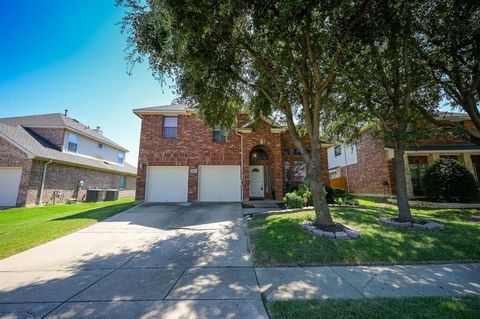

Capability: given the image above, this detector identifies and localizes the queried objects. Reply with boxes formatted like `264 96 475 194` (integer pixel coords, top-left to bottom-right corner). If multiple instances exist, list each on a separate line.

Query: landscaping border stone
379 217 445 231
386 198 480 209
301 221 361 240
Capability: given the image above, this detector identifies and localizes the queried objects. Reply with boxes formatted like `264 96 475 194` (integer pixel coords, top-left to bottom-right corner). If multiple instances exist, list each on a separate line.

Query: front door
249 165 264 198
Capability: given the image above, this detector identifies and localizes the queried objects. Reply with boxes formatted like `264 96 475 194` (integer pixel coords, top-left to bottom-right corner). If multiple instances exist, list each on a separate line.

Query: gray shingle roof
0 113 128 152
0 123 136 176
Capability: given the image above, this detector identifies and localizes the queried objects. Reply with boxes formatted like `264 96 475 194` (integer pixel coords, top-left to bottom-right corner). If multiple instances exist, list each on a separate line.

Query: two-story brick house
0 113 136 206
133 104 330 203
328 112 480 198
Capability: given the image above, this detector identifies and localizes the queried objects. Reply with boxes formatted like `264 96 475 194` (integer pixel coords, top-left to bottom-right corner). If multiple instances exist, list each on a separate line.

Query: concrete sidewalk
256 263 480 300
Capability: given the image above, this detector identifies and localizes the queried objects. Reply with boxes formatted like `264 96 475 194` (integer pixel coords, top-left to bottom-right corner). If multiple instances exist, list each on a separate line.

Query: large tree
338 0 440 221
414 0 480 140
119 0 370 225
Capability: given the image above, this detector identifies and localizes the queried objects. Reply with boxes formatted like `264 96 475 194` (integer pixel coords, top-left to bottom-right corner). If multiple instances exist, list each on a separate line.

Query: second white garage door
199 165 241 202
146 166 189 202
0 167 22 207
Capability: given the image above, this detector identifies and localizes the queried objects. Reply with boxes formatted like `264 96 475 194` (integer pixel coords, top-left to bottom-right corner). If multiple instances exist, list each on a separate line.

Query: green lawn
267 296 480 319
0 198 136 259
247 198 480 266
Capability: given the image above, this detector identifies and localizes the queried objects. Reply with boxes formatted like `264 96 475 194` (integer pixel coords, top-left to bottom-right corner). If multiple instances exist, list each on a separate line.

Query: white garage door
0 168 22 207
146 166 189 202
199 165 241 202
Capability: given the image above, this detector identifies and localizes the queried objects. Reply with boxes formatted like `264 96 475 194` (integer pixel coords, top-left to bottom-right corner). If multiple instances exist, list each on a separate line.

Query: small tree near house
118 0 371 226
335 1 440 222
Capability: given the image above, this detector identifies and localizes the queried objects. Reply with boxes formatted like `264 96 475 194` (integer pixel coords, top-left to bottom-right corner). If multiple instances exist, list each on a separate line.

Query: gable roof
0 113 128 152
0 123 136 175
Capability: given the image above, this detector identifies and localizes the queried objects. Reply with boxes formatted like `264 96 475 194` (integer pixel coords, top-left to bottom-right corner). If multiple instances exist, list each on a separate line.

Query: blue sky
0 1 176 166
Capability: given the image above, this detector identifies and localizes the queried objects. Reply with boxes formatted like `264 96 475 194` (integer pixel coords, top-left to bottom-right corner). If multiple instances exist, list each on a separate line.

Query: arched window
249 149 268 162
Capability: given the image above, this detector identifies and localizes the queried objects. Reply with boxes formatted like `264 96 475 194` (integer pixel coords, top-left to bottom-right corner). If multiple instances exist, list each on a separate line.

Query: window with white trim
67 133 78 153
213 127 227 142
334 145 342 157
117 152 125 164
163 116 177 138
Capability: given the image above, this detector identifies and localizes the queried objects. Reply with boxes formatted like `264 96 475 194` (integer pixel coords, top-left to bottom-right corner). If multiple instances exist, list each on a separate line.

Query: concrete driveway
0 203 268 319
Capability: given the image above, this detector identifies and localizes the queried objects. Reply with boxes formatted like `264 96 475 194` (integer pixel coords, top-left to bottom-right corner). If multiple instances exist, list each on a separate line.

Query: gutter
38 160 52 205
342 145 350 193
235 129 244 200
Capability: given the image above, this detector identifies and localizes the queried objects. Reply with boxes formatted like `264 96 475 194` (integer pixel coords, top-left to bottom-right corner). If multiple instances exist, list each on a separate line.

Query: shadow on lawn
250 207 480 266
0 203 255 318
53 202 137 222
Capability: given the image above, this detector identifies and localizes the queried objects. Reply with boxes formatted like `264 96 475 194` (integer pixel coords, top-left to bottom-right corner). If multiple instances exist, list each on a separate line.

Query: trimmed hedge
422 159 479 201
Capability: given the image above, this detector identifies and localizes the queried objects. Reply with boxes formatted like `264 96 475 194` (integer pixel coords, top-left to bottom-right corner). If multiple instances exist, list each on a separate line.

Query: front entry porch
248 146 273 200
402 150 480 198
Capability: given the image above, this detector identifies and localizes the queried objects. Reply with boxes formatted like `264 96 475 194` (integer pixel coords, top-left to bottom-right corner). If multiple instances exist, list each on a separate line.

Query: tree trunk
307 149 334 226
393 143 413 222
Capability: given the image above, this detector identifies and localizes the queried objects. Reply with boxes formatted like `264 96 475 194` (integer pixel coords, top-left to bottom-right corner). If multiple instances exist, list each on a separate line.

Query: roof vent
95 126 103 135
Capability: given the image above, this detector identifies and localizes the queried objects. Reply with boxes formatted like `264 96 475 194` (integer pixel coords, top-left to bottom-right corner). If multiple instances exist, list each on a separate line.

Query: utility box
104 189 119 201
85 189 105 202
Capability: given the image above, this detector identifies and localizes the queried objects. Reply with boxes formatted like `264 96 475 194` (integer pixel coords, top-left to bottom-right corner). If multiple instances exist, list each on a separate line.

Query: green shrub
422 159 479 201
296 184 313 206
324 185 347 204
283 192 304 208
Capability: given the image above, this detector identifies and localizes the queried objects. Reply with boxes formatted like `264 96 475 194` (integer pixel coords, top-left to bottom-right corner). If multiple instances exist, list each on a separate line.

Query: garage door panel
199 165 241 202
0 168 22 207
146 166 188 203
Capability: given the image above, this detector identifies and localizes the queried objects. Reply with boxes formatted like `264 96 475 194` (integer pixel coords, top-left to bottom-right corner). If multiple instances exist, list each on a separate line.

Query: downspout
38 160 52 206
343 145 350 193
235 129 244 201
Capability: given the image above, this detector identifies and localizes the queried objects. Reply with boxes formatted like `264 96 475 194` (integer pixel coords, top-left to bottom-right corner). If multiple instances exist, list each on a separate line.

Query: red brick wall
346 130 392 195
136 113 330 202
242 120 283 200
28 128 65 150
0 137 33 206
136 114 243 201
26 161 136 205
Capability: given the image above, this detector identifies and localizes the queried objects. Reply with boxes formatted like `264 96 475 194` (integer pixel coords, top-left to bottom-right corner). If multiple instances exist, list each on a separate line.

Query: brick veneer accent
136 112 330 202
28 128 65 150
26 161 136 204
0 136 135 206
0 137 33 205
345 130 393 195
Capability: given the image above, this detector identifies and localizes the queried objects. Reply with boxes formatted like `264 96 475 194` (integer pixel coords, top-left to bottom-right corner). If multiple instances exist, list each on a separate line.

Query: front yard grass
0 198 136 259
267 295 480 319
247 202 480 266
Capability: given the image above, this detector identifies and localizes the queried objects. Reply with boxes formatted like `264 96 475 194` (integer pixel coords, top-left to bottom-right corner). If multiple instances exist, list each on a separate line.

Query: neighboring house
0 113 136 207
327 112 480 198
133 104 330 203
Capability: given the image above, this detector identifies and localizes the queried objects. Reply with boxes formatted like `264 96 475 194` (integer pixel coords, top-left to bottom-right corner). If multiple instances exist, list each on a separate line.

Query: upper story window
117 152 125 165
213 127 227 142
293 148 302 156
98 143 104 149
334 145 342 157
67 132 78 153
163 116 177 138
